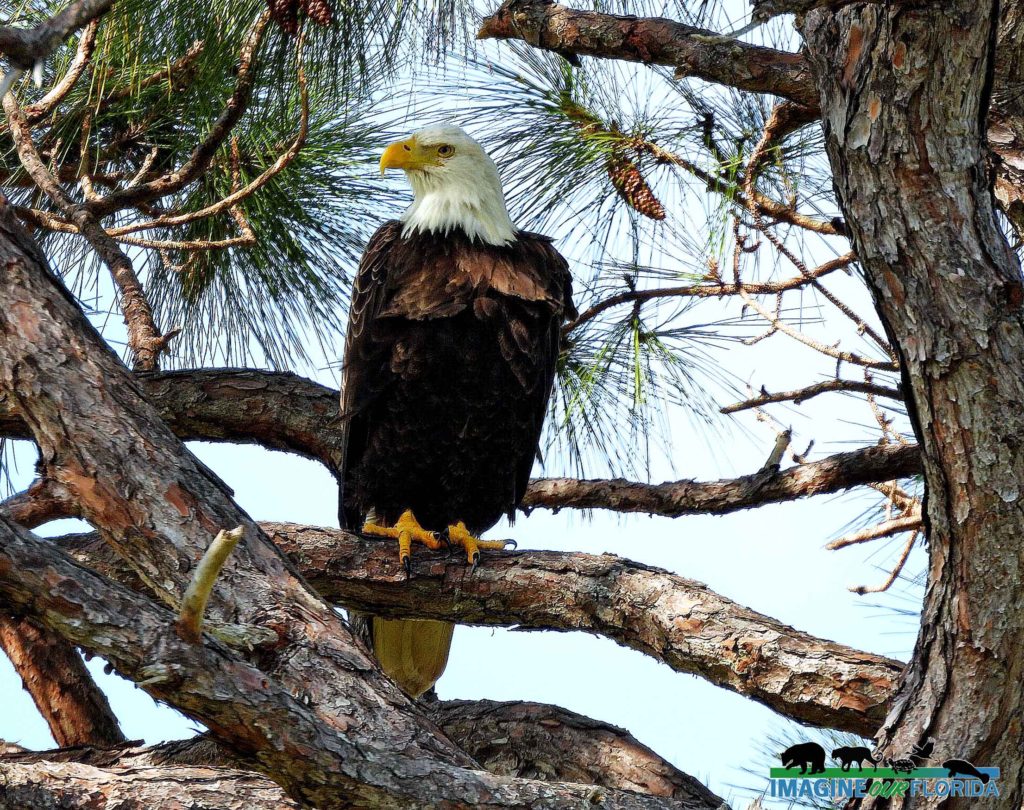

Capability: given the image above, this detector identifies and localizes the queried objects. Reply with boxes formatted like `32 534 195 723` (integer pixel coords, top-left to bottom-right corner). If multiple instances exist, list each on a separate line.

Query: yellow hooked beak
379 137 435 174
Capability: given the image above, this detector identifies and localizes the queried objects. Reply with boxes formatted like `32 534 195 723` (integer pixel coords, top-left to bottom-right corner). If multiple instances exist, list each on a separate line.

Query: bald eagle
339 125 574 697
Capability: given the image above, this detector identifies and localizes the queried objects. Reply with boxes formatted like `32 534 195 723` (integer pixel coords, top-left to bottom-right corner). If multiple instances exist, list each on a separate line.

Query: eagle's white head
379 125 516 246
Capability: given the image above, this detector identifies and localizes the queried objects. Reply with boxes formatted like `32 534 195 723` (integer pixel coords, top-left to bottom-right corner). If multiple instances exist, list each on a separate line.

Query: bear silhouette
832 746 876 771
780 742 826 774
942 759 990 784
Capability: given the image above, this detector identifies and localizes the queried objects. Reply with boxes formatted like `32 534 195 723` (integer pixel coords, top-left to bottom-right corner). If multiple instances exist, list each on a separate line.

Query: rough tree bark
57 523 901 736
803 2 1024 806
0 195 723 807
0 616 126 748
0 697 723 808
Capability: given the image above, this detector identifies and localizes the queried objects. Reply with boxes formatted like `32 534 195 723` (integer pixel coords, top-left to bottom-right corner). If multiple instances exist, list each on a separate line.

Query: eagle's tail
370 617 454 698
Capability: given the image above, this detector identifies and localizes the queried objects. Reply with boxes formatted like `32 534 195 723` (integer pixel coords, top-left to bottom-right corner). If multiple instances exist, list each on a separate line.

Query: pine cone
302 0 333 26
607 152 666 221
269 0 299 35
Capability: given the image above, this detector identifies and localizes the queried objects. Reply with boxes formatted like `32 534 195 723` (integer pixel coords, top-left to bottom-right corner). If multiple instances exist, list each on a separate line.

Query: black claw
402 555 412 579
469 551 480 575
439 527 454 555
502 538 517 550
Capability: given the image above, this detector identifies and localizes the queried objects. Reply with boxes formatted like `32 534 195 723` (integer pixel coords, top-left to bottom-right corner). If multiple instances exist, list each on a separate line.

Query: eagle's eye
437 144 455 157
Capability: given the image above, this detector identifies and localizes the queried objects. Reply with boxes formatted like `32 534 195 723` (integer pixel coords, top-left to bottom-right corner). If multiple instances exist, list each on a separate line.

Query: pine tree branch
721 379 903 414
0 697 725 807
0 0 114 69
521 443 921 516
2 88 173 370
83 11 270 219
0 616 127 748
0 175 707 809
477 0 819 107
0 369 923 516
21 19 99 124
563 251 857 335
0 514 717 810
0 758 299 810
58 522 902 736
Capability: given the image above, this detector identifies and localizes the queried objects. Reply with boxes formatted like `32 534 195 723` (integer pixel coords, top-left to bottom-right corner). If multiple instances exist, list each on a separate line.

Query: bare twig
759 427 792 472
738 287 897 370
638 137 838 234
850 530 919 595
722 378 903 413
826 515 923 551
477 0 819 107
176 526 245 643
564 251 856 335
22 19 98 124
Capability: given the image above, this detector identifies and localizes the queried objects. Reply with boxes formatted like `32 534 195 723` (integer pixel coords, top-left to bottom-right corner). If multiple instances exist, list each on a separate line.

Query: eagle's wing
338 220 403 529
511 233 575 510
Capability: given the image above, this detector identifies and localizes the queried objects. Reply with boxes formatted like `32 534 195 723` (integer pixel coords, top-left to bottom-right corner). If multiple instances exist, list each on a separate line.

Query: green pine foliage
0 0 890 479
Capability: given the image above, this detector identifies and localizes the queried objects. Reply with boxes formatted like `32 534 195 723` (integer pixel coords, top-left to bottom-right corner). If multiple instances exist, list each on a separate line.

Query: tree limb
521 443 921 517
0 616 127 748
0 513 722 810
0 696 725 808
0 0 114 69
721 379 902 414
55 523 901 736
0 369 923 518
477 0 818 107
0 759 299 810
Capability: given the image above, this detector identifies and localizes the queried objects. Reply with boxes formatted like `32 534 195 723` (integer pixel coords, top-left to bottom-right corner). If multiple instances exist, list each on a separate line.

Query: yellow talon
445 521 514 567
362 510 444 572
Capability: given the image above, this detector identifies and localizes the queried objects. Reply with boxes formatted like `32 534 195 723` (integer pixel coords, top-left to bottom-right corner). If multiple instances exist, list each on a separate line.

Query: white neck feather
401 160 516 246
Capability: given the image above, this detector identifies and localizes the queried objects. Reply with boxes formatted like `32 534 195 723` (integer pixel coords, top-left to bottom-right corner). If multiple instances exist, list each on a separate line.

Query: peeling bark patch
892 40 907 70
166 483 193 518
842 23 864 88
10 299 41 342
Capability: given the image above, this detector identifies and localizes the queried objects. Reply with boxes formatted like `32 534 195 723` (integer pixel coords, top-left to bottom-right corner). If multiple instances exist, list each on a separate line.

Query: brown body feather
340 221 574 533
340 221 574 695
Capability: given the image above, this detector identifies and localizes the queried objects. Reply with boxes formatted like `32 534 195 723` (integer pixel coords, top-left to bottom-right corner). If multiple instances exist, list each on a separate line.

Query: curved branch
721 379 903 414
58 524 902 736
0 369 922 517
477 0 818 107
522 443 922 517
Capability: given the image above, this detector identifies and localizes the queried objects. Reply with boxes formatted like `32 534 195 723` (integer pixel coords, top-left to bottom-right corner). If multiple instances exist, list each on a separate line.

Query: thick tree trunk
804 2 1024 806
